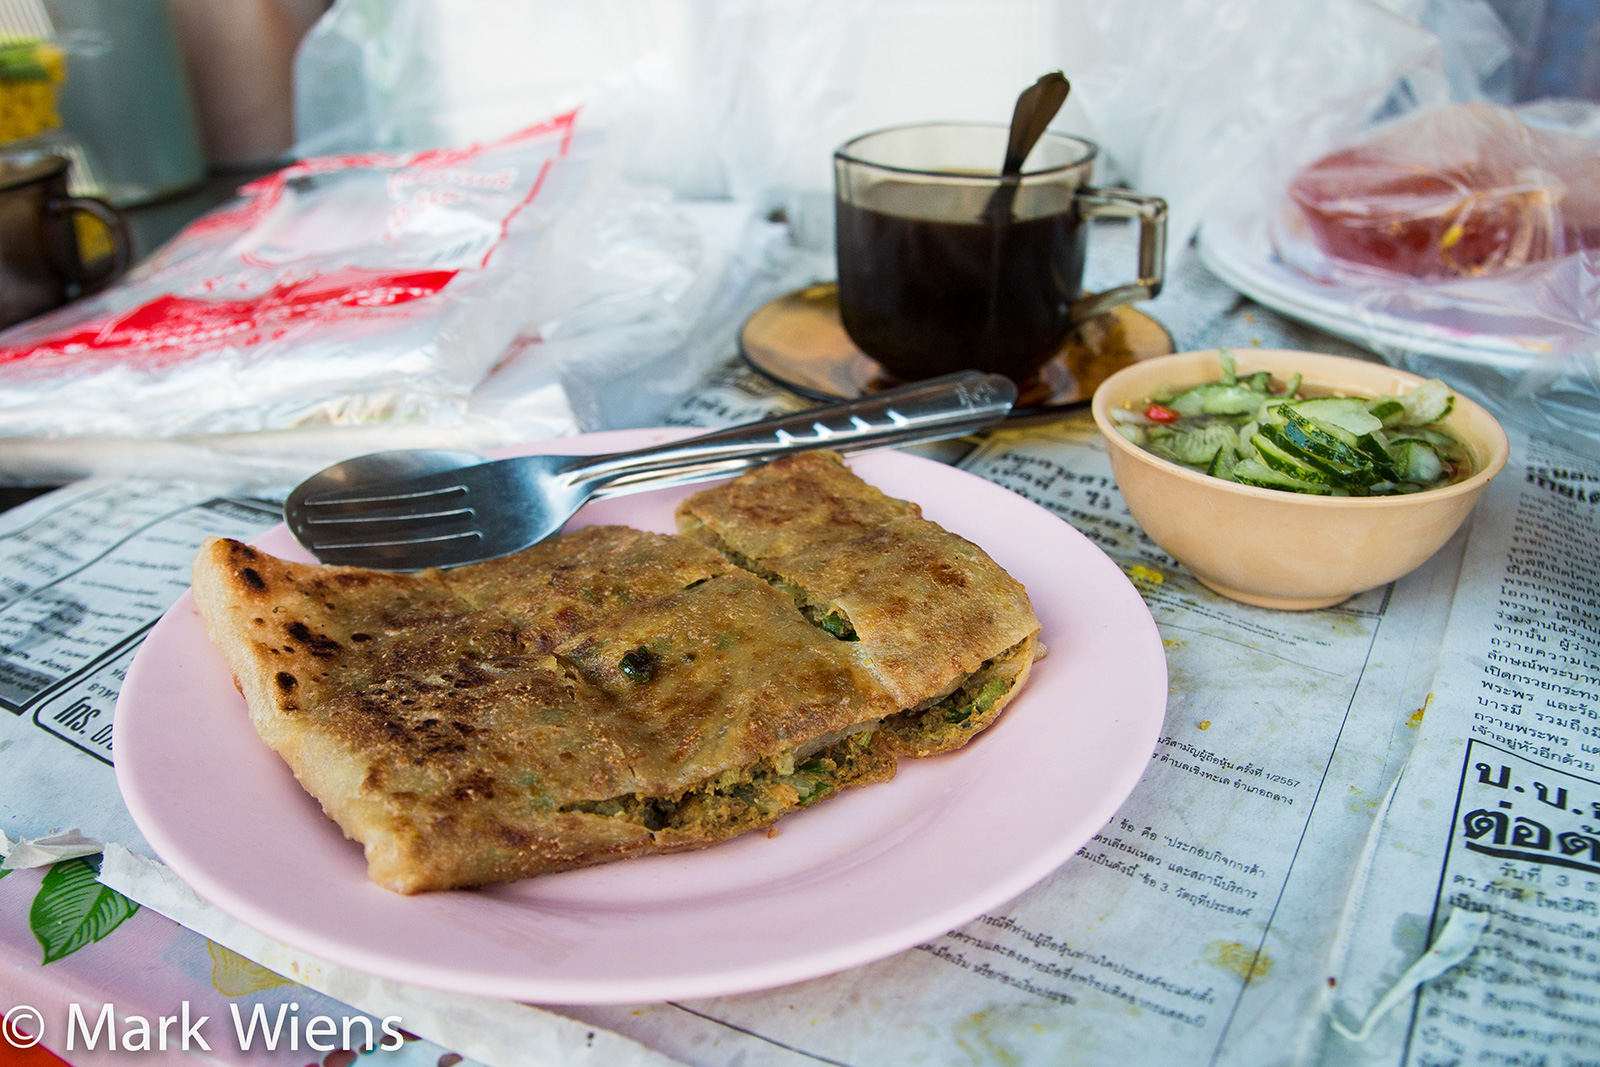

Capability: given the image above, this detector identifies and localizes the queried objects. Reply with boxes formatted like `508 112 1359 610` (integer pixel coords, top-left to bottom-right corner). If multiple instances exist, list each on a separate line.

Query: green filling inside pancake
563 728 894 838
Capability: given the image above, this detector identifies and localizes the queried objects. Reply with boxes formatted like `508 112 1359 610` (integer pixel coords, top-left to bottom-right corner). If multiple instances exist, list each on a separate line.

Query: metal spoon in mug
983 71 1071 223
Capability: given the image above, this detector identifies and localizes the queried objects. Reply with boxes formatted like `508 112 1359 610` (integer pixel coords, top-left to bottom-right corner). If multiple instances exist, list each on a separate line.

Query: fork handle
590 419 987 498
570 372 1016 489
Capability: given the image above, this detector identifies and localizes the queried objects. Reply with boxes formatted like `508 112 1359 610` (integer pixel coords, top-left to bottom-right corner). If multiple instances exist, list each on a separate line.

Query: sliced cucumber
1208 445 1239 480
1238 424 1262 464
1395 440 1444 483
1161 423 1240 466
1288 397 1383 436
1166 382 1268 417
1257 424 1374 488
1278 408 1367 467
1367 398 1403 421
1388 427 1457 449
1126 364 1465 497
1252 432 1344 486
1392 379 1454 427
1201 385 1267 416
1162 388 1206 416
1231 458 1336 495
1144 440 1186 466
1218 349 1238 385
1354 430 1402 482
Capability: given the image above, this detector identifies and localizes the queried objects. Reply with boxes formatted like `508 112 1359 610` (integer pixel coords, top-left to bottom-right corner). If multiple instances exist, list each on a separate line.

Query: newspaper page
7 338 1580 1066
556 412 1465 1067
0 480 282 847
1311 430 1600 1067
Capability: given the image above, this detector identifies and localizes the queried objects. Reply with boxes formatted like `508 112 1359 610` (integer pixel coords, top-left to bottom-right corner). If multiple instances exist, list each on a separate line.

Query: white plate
115 431 1167 1004
1199 208 1555 370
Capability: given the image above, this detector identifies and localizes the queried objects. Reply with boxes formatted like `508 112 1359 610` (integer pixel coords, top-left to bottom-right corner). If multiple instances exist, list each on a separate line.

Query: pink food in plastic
1287 103 1600 279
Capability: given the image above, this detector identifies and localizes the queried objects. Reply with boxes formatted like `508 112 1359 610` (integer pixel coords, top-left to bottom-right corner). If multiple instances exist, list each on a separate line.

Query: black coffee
836 179 1086 383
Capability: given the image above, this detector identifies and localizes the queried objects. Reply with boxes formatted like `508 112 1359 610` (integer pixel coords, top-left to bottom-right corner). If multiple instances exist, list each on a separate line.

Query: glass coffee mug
0 152 132 331
834 122 1166 384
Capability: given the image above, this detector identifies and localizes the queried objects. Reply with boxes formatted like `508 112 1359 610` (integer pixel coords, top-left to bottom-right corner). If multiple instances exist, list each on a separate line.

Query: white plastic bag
294 0 1452 264
0 111 590 442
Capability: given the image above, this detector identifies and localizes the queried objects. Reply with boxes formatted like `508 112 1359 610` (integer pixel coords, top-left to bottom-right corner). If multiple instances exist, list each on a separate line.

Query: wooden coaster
740 282 1175 419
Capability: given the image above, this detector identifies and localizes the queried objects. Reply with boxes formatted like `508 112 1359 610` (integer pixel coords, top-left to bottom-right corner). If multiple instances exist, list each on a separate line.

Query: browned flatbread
190 455 1040 894
192 527 902 893
676 450 1041 756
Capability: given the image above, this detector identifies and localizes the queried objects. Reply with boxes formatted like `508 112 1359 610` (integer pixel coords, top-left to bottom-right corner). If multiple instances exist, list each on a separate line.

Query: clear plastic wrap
0 110 591 441
1282 103 1600 280
292 0 1456 262
1255 101 1600 455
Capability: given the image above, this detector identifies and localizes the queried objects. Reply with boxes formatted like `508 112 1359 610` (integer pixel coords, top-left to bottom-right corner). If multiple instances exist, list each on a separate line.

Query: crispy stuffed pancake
677 451 1041 756
189 454 1040 894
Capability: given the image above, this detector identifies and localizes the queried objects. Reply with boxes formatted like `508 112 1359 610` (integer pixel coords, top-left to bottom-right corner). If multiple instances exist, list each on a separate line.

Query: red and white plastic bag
0 110 589 442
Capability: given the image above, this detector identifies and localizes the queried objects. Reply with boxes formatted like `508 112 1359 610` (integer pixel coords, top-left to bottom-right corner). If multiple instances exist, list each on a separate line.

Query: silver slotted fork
284 371 1017 570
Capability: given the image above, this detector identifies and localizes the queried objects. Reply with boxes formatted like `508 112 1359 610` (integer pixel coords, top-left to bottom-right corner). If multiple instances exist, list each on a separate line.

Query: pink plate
115 431 1166 1004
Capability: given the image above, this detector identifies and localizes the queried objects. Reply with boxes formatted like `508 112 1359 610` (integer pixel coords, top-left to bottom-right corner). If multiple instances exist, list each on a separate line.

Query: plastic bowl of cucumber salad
1091 348 1509 610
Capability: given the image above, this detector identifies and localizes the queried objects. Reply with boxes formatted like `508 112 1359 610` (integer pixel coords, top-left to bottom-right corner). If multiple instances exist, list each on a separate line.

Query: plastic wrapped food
1286 103 1600 279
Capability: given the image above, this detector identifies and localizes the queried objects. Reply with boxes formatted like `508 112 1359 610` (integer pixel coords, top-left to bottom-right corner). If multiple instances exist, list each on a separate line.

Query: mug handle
49 195 134 295
1071 188 1167 322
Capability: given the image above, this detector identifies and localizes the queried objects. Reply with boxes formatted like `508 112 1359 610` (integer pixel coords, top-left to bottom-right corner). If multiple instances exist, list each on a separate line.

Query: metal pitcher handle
1071 188 1167 322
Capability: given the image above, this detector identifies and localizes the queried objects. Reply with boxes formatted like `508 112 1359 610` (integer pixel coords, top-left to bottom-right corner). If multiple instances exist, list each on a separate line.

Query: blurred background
5 0 1594 249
